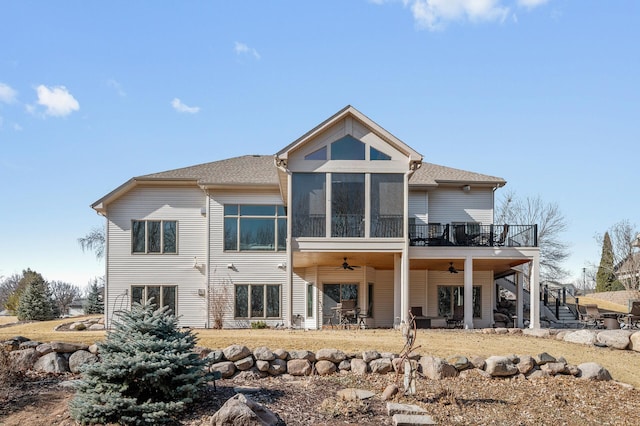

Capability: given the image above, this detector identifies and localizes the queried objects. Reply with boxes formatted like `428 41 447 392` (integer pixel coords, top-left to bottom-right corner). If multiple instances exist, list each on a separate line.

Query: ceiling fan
340 257 361 270
448 262 459 274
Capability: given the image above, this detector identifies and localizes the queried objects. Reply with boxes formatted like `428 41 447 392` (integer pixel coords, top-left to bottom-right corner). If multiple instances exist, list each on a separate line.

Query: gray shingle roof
139 155 279 186
410 162 505 186
138 156 504 187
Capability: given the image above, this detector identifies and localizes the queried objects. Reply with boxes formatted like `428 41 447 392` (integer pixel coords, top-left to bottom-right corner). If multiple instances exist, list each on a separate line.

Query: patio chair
338 300 358 327
454 225 471 246
493 224 509 246
446 305 464 329
579 304 604 328
410 306 431 329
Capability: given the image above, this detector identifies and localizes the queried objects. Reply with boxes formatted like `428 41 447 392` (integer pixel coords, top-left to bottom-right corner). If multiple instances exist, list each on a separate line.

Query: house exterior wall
427 187 494 225
96 107 540 330
105 185 208 327
207 189 288 328
409 191 428 225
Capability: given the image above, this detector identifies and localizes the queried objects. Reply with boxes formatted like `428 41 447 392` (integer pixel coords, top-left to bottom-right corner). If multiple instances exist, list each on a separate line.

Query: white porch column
516 271 524 328
401 251 410 325
464 256 474 329
393 253 401 328
529 255 541 329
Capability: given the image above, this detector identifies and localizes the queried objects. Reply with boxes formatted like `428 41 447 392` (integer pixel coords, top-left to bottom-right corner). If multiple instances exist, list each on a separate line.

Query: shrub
251 320 268 329
69 299 212 425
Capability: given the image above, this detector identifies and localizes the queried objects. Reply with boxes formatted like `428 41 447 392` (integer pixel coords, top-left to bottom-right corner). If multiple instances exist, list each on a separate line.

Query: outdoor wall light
277 262 286 270
462 185 471 192
227 263 235 270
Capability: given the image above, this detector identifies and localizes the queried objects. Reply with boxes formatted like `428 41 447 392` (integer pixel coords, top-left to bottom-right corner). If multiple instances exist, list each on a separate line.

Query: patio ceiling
291 251 529 275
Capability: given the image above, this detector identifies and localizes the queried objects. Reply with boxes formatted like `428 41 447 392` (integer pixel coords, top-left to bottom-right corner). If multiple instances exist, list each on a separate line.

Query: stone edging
486 327 640 352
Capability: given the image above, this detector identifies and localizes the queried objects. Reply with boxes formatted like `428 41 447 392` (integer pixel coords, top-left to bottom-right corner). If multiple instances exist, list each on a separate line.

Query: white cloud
375 0 552 31
518 0 549 9
13 123 22 131
171 98 200 114
234 41 261 60
409 0 510 30
34 85 80 117
0 83 17 104
106 79 126 97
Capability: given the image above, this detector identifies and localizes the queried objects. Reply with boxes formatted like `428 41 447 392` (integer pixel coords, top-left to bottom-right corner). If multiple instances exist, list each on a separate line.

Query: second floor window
224 205 286 251
132 220 177 254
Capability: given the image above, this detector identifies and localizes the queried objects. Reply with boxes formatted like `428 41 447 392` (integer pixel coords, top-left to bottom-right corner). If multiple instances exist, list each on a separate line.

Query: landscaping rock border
1 338 618 386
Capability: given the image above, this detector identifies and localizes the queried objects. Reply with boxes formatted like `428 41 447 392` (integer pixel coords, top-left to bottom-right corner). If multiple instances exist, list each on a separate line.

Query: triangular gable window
370 146 391 161
331 135 365 160
304 146 327 160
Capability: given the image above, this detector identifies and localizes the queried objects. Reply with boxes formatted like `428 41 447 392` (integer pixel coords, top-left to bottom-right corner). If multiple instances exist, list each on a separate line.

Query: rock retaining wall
1 337 618 385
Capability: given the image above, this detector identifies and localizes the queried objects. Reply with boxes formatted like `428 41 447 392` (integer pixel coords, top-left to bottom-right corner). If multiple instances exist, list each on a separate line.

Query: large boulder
50 341 88 353
223 344 252 362
419 356 458 379
273 349 288 360
268 359 287 376
288 350 315 362
211 361 236 379
523 329 551 338
68 350 98 373
578 362 612 381
350 358 368 375
369 358 393 374
447 355 470 371
361 350 380 363
516 355 536 375
253 347 275 361
287 359 312 376
210 393 280 426
563 330 598 346
235 356 255 371
630 332 640 352
255 360 270 372
33 352 69 373
596 330 633 350
484 356 518 377
315 348 346 364
315 360 337 375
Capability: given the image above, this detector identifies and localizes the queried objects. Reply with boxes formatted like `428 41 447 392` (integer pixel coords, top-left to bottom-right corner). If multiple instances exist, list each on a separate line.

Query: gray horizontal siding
106 186 207 327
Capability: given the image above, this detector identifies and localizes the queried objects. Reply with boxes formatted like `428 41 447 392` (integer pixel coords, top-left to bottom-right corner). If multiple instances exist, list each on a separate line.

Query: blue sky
1 0 638 289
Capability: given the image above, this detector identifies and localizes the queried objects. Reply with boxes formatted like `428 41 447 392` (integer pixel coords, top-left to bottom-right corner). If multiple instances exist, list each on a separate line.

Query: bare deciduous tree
0 273 22 310
50 280 81 316
78 226 105 260
496 190 570 282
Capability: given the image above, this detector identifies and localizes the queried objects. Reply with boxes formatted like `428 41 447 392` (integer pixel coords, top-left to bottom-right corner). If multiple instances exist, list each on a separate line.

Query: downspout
199 186 211 328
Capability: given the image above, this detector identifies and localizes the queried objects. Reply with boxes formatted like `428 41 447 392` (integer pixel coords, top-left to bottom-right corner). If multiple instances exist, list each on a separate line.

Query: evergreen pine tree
16 271 55 321
596 232 622 292
83 278 104 314
69 299 212 425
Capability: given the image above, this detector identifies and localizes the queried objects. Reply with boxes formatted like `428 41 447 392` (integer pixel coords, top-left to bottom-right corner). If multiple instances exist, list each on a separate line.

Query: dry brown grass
1 318 638 388
0 316 18 326
577 296 627 313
